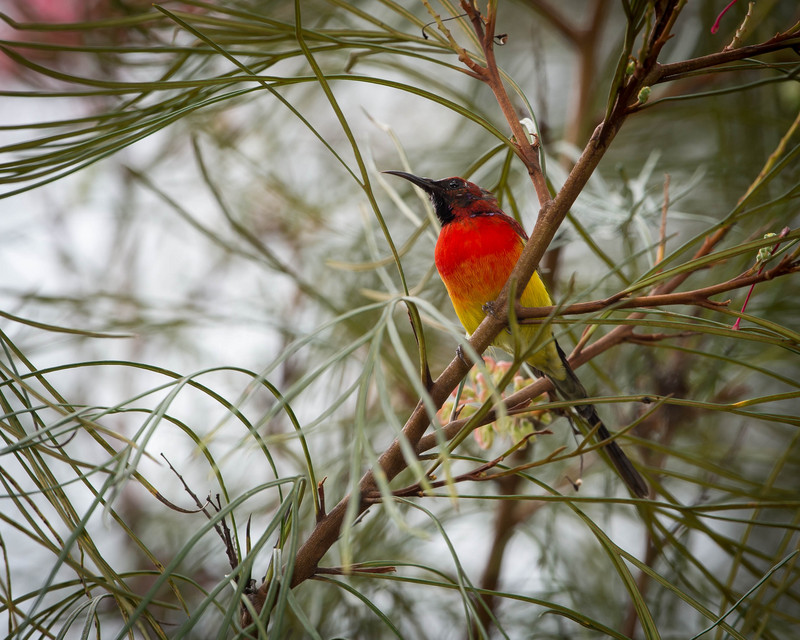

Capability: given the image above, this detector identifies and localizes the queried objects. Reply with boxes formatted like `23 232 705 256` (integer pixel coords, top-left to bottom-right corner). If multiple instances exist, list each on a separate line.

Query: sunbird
386 171 648 498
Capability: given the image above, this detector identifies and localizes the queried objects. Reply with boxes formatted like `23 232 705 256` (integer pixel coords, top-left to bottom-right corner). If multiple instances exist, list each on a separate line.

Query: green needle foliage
1 1 799 638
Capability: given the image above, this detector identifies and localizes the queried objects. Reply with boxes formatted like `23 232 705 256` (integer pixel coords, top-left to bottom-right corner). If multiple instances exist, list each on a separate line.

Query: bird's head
384 171 499 226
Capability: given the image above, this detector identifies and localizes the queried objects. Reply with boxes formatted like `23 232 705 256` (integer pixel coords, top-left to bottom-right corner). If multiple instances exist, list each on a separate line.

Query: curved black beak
383 170 441 194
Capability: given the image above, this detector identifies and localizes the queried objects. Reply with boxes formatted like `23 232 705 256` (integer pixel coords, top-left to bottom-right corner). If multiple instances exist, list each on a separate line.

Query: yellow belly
447 269 564 377
435 214 565 377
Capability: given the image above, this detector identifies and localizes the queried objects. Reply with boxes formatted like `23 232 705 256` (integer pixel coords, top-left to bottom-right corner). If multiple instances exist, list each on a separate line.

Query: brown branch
280 0 671 591
568 232 797 387
417 387 551 455
458 0 551 207
514 254 799 321
282 357 473 590
653 27 800 84
416 248 800 454
365 451 511 501
242 2 800 624
469 3 687 380
422 240 800 461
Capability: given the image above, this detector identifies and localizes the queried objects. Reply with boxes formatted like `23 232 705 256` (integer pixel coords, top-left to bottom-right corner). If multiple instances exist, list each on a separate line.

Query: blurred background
1 1 799 638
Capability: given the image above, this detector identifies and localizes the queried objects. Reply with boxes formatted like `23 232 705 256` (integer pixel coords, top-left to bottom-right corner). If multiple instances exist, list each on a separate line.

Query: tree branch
416 240 799 455
243 3 800 624
653 27 800 85
515 252 800 321
279 0 676 594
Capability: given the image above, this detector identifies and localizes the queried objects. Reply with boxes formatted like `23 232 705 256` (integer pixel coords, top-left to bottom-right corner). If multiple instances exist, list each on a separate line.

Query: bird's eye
448 179 461 189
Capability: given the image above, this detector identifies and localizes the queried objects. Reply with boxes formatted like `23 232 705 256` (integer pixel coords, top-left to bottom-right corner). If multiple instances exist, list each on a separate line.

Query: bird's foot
456 344 483 367
482 300 497 317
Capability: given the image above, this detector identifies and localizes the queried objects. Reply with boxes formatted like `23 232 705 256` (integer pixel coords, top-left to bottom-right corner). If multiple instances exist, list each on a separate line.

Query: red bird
387 171 648 498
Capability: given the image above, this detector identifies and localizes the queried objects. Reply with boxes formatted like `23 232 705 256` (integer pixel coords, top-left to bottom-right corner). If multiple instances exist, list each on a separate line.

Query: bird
385 171 648 498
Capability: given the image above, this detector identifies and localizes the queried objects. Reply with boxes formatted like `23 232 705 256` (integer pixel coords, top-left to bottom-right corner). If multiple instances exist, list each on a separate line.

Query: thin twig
161 455 239 572
370 430 552 500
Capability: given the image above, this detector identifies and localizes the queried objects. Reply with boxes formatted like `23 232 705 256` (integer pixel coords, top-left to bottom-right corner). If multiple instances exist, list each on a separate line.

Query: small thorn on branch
317 476 328 522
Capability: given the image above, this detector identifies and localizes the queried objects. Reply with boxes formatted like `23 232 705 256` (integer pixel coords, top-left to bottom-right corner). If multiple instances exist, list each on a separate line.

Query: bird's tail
543 343 649 498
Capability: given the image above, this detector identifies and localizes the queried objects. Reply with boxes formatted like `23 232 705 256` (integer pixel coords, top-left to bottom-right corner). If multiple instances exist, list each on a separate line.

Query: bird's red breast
383 171 562 372
435 213 526 335
434 209 560 373
385 170 649 497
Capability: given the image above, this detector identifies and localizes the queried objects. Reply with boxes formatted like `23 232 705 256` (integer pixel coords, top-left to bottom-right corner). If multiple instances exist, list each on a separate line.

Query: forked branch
242 3 798 626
